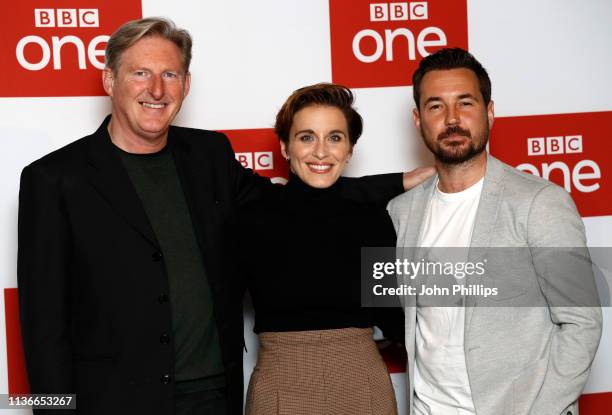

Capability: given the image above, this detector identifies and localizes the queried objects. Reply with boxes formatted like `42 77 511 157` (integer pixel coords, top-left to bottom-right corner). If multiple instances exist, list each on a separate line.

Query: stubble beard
421 124 489 166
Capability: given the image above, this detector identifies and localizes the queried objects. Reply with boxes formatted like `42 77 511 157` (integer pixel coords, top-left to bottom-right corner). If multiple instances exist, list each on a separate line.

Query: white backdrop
1 1 611 413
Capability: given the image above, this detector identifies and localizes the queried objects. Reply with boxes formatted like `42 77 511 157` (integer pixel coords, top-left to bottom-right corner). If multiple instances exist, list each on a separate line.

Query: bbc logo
370 2 428 22
34 9 99 28
236 152 274 170
527 135 583 156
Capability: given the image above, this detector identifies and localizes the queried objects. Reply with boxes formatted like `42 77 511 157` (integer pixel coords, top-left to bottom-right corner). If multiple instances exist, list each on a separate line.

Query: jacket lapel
397 176 436 310
465 154 504 328
400 176 436 407
404 175 437 278
85 116 159 248
404 175 437 248
170 128 217 254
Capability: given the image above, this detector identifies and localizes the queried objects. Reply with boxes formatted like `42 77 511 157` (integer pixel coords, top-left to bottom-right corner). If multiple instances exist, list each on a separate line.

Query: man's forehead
123 36 180 57
116 36 185 71
421 68 480 93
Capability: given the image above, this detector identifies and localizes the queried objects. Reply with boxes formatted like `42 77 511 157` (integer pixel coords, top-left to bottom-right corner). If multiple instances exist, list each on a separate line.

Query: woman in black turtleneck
240 83 404 415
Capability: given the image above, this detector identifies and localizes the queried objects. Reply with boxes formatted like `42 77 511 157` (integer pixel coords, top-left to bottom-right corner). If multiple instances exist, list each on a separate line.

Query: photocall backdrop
0 0 610 413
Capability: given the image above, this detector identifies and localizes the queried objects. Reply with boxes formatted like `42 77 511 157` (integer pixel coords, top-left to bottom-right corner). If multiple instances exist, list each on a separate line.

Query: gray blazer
387 155 602 415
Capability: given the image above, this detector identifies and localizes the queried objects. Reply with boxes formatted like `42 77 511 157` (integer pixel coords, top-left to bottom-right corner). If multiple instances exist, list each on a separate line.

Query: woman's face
281 105 353 188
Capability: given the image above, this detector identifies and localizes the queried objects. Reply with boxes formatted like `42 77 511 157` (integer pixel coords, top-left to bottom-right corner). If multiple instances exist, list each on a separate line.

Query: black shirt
118 142 225 392
239 173 404 341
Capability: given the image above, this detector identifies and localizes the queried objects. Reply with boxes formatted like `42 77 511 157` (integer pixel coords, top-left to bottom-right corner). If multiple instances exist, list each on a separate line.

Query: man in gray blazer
387 48 602 415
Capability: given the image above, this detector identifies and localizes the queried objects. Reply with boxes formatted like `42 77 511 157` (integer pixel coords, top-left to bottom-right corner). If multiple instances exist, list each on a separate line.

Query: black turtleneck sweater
238 173 404 341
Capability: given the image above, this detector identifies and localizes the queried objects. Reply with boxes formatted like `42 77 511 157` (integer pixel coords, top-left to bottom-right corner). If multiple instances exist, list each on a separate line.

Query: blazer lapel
399 177 436 404
404 175 437 248
465 154 504 328
397 177 436 311
404 176 437 278
85 116 159 248
170 128 217 254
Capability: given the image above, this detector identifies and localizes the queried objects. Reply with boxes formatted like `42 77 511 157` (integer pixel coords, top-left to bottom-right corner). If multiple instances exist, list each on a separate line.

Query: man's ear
183 72 191 98
412 107 421 130
487 100 495 130
102 68 114 97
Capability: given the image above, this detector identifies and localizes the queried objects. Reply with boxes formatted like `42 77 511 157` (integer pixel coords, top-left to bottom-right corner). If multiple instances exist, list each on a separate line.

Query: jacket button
161 374 171 384
567 412 573 415
152 252 163 261
160 334 170 344
158 293 169 304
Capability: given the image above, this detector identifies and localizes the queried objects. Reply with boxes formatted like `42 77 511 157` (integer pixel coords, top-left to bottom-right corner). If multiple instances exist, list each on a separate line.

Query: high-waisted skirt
245 327 398 415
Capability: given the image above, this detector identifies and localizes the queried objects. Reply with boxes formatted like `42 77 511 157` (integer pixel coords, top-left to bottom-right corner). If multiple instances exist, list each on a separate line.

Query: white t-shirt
414 177 484 415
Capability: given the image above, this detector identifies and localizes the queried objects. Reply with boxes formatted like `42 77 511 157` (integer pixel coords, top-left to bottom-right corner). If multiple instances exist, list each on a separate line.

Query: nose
313 139 327 159
148 74 164 100
445 106 458 126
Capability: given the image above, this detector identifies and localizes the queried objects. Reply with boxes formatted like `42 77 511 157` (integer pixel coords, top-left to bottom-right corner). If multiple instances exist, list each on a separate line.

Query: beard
421 124 489 165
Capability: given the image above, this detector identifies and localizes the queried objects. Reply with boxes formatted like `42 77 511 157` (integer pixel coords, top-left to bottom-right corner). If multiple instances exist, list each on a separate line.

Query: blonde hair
105 17 192 73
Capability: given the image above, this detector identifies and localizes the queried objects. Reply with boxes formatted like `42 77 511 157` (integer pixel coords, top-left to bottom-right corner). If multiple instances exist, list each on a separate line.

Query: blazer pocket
482 270 535 302
480 248 536 302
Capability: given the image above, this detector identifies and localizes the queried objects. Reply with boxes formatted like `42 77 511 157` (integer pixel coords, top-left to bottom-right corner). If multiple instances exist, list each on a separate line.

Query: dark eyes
299 135 314 142
427 101 473 110
297 134 344 143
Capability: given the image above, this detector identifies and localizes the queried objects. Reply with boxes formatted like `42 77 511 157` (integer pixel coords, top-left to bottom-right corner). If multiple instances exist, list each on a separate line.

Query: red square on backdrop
0 0 141 97
220 128 290 183
490 111 612 218
329 0 468 88
4 288 30 394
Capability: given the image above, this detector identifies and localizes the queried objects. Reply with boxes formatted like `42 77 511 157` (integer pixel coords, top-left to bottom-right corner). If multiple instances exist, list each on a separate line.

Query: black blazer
17 116 403 414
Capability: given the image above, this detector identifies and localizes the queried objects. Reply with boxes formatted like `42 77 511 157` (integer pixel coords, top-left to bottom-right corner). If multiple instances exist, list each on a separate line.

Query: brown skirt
245 327 398 415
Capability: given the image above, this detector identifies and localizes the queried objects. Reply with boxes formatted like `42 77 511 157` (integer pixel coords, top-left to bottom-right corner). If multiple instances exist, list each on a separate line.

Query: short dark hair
275 83 363 146
412 48 491 108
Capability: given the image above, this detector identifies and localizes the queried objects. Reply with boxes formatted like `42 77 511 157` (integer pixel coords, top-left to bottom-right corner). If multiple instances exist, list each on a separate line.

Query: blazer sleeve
18 164 75 400
527 184 602 414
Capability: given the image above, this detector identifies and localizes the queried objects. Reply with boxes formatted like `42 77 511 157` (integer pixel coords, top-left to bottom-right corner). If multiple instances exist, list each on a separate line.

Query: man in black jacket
18 17 259 415
18 17 431 415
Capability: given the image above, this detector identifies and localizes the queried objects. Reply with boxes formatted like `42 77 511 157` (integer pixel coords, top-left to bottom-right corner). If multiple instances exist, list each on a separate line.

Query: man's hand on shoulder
402 166 436 191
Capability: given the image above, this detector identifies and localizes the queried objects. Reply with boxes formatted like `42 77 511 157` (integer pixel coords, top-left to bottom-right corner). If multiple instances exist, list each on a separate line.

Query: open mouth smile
306 163 333 173
140 102 167 109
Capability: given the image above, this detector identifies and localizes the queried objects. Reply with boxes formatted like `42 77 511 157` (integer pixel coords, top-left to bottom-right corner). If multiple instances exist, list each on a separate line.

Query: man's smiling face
103 35 190 144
